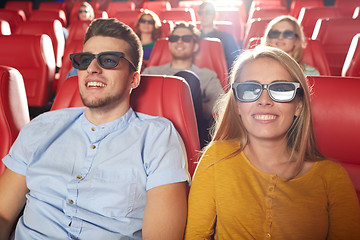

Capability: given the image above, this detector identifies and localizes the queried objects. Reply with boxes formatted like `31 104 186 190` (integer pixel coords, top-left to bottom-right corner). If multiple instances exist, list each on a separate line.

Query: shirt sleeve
185 145 217 239
201 69 224 117
143 119 190 190
327 163 360 239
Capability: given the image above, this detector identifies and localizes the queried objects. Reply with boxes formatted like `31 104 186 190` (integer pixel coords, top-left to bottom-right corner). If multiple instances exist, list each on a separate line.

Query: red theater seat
334 0 360 17
289 0 324 18
51 75 200 176
66 20 91 44
0 9 25 32
243 18 271 49
312 18 360 75
111 9 142 30
342 33 360 77
4 0 33 20
106 1 136 18
143 1 171 16
29 9 68 27
0 35 56 107
0 20 11 35
159 8 196 23
15 20 65 69
298 6 342 38
0 66 30 176
248 7 288 23
309 75 360 203
147 38 228 91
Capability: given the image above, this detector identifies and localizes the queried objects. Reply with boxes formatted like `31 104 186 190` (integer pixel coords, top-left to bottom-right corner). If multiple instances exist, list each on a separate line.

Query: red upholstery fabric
15 20 65 69
0 66 30 176
334 0 360 17
51 75 200 176
0 35 56 107
111 10 142 30
0 9 25 32
160 20 173 38
303 39 331 75
29 9 68 27
289 0 324 18
247 7 288 24
298 6 342 38
147 38 229 91
342 34 360 77
66 20 91 44
106 1 136 18
312 18 360 75
38 2 66 12
159 8 196 22
0 20 11 35
142 1 172 16
4 0 33 20
243 18 271 49
56 39 83 92
309 75 360 202
216 8 245 44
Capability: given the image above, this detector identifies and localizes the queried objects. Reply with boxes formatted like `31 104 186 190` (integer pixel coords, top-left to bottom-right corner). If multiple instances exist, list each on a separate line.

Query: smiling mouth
86 82 106 88
253 114 277 120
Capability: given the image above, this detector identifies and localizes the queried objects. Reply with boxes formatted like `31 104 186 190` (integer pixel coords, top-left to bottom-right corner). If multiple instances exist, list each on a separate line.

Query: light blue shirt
3 107 189 240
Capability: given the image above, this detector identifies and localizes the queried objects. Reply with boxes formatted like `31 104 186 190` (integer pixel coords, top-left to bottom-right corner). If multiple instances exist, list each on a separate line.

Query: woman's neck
141 33 153 45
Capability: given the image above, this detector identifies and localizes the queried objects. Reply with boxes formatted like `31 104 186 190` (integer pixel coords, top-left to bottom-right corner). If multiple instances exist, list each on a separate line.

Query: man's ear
130 71 140 89
193 42 199 54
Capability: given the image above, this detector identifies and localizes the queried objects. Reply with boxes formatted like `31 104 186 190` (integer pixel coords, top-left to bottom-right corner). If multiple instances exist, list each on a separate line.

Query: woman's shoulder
201 141 241 162
303 63 320 76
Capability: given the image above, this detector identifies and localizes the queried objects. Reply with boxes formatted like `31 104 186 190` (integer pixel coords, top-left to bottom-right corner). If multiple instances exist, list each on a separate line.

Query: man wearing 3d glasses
143 21 224 133
0 19 189 240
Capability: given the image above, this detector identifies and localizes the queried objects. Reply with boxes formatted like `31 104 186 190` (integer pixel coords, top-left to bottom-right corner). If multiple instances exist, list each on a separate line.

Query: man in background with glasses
143 21 224 145
197 1 240 71
0 19 189 240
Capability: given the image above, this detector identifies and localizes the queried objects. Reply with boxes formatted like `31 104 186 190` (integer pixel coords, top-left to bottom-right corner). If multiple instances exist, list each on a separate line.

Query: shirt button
268 186 274 191
68 199 74 204
76 175 82 179
266 233 271 238
91 145 96 149
272 175 277 180
91 127 95 131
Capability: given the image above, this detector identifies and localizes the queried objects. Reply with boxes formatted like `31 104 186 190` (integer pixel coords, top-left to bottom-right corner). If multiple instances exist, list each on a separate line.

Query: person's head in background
78 1 95 21
198 1 216 33
135 9 162 44
168 21 200 63
262 15 305 66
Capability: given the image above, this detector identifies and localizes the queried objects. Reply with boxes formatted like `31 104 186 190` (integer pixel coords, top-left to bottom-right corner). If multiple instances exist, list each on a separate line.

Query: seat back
243 18 271 49
147 38 228 91
29 9 68 27
215 8 245 45
112 9 143 30
289 0 324 18
309 75 360 201
51 75 200 176
66 20 91 44
159 8 196 23
143 1 172 16
0 9 25 32
334 0 360 17
0 20 11 35
15 20 65 69
4 0 33 20
0 35 55 107
248 7 288 24
342 33 360 77
298 6 342 37
312 18 360 75
303 39 331 75
0 65 30 176
106 1 136 18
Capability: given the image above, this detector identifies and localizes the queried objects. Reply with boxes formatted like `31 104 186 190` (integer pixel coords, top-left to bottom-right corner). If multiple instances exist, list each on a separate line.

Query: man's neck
84 101 130 126
201 24 215 34
170 58 193 69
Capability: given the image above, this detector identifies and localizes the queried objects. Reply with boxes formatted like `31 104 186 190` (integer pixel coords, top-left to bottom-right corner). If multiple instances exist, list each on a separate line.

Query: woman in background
185 46 360 239
135 10 162 65
262 15 319 76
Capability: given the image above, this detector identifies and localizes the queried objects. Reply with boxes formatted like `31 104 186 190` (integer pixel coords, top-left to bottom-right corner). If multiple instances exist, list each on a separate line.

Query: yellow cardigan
185 141 360 240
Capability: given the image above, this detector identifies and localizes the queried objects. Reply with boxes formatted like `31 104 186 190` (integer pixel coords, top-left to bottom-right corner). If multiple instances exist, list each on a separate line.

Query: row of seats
3 63 359 200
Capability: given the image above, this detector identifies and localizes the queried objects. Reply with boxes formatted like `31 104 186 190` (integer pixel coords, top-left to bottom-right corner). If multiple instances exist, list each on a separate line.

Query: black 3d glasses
268 30 298 39
70 52 136 70
168 35 194 43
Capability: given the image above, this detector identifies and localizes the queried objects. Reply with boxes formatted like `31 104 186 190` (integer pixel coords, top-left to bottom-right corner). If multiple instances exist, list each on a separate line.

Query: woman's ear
294 100 303 117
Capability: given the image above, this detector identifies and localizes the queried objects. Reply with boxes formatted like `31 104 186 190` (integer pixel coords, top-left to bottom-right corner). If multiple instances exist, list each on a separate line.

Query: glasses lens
283 30 297 39
235 83 262 102
268 30 281 39
181 35 193 42
98 53 121 69
268 82 297 102
169 35 180 42
71 53 93 70
139 19 146 23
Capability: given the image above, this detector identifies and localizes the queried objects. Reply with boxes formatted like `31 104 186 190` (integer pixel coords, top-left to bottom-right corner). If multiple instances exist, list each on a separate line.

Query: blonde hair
262 15 306 69
78 2 95 21
135 9 162 41
211 46 324 179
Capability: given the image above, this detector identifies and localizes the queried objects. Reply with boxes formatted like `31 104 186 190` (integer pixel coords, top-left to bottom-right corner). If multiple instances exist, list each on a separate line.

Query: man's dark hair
171 21 201 44
84 18 143 72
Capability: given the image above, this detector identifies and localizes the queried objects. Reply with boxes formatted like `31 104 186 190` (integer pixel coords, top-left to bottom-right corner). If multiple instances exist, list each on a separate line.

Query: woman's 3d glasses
70 52 136 70
268 30 298 39
232 81 301 102
139 18 155 25
168 35 194 43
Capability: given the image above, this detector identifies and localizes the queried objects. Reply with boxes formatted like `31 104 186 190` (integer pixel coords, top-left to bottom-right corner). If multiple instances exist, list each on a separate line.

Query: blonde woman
262 15 319 76
185 46 360 239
